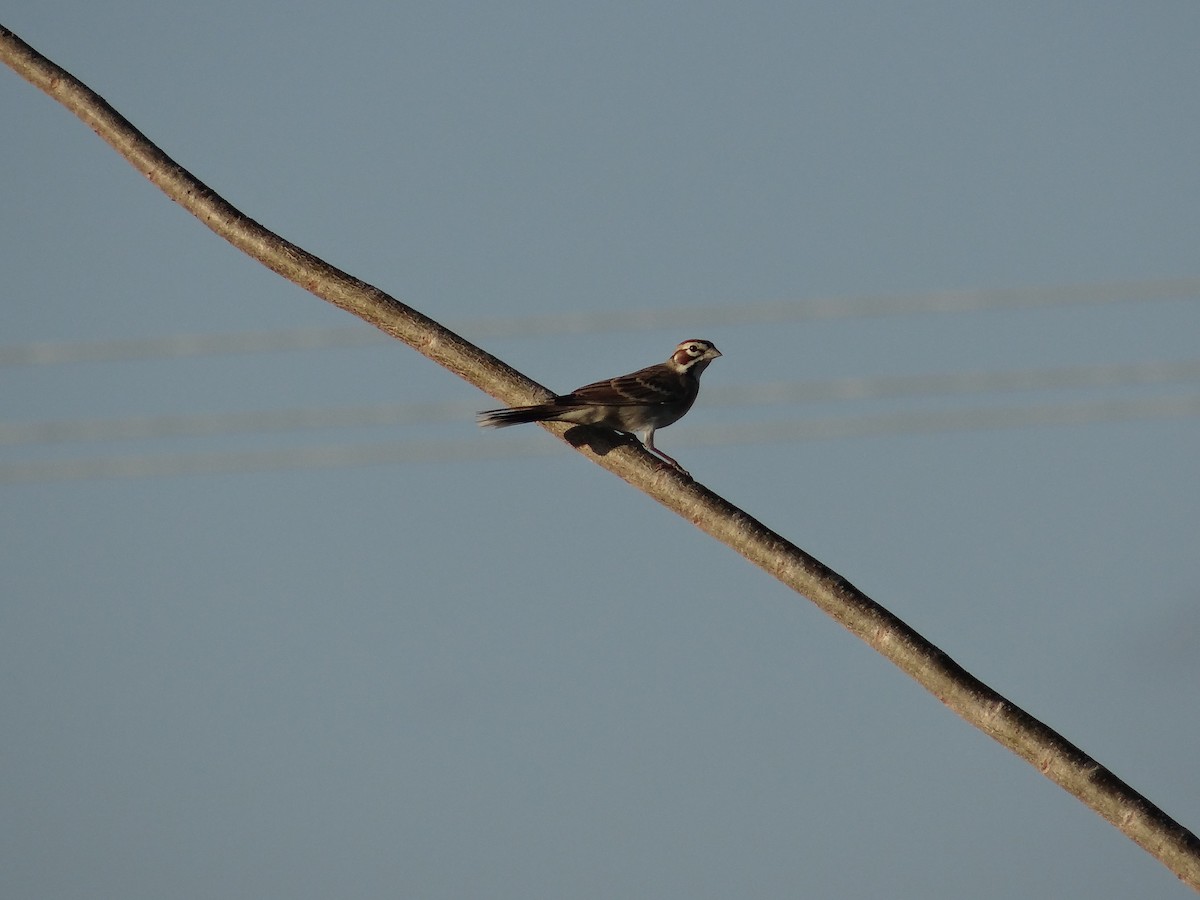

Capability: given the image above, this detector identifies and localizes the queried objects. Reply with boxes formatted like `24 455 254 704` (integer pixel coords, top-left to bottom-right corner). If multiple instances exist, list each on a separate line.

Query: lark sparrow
477 339 722 475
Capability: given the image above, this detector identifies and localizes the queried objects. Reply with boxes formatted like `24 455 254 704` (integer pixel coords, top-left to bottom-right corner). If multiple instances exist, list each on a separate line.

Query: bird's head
669 339 722 375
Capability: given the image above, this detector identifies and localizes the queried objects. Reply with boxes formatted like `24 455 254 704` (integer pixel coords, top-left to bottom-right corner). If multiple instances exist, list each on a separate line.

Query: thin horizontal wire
470 277 1200 338
705 359 1200 406
4 359 1199 446
687 393 1200 446
3 393 1197 484
0 327 384 366
3 277 1197 366
0 437 555 483
0 402 478 445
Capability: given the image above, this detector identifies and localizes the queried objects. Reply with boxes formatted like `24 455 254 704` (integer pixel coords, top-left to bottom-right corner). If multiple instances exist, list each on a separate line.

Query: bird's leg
643 431 691 478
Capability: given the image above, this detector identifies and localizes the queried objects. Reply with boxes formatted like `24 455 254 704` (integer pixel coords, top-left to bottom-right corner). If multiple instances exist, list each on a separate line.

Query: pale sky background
3 3 1200 898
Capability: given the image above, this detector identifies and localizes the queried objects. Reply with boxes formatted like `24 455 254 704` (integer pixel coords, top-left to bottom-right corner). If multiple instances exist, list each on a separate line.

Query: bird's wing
564 364 681 407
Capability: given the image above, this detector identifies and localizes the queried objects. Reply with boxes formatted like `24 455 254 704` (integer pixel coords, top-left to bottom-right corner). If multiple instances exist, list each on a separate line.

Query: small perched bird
477 339 722 476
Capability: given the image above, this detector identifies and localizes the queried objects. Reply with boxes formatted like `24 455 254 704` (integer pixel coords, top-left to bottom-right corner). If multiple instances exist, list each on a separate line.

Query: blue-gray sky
3 3 1199 897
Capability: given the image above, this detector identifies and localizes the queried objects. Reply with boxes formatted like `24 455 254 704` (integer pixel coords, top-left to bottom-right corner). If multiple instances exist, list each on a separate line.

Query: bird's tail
476 404 554 428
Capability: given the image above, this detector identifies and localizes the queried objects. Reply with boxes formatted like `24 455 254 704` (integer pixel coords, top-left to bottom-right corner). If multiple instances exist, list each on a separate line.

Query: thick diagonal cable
3 24 1197 888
